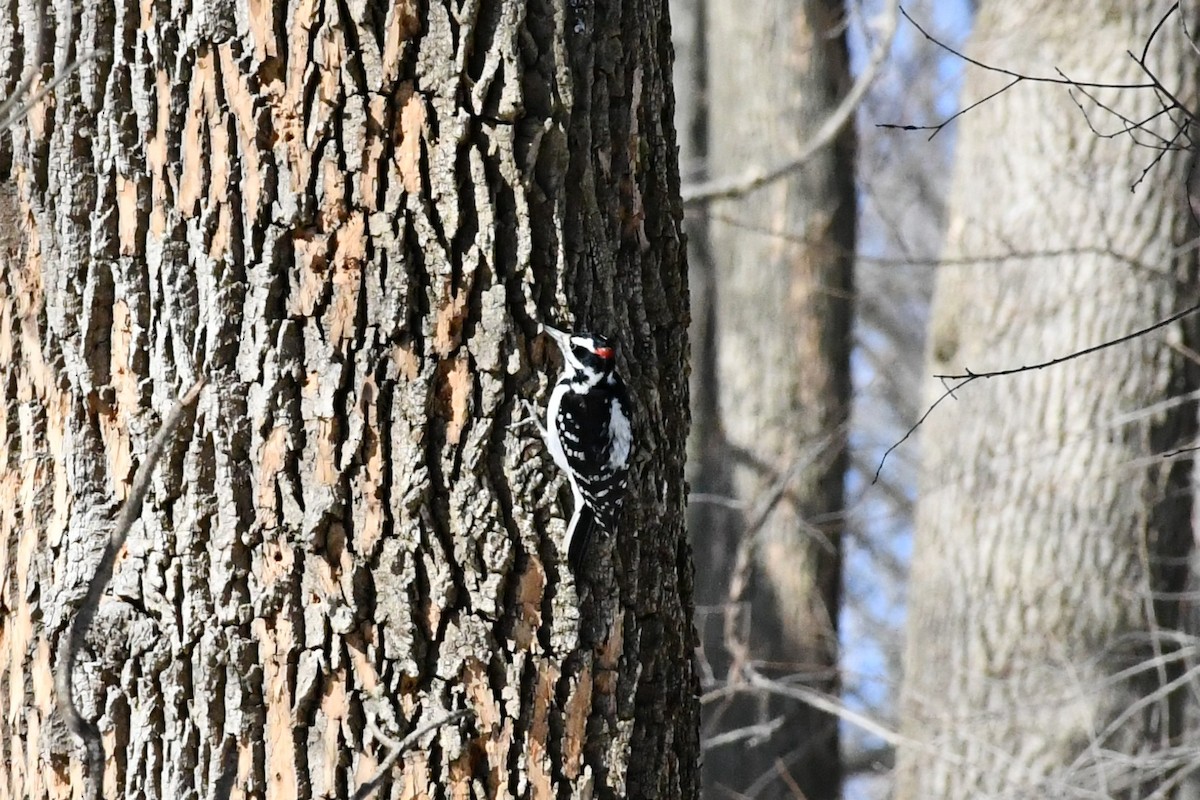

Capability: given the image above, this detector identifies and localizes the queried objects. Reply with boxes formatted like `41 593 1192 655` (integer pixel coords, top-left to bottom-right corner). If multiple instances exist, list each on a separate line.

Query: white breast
545 383 571 474
607 401 631 469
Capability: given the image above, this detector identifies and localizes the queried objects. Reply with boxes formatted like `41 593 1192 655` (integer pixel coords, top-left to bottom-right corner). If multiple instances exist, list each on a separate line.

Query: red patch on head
594 347 614 359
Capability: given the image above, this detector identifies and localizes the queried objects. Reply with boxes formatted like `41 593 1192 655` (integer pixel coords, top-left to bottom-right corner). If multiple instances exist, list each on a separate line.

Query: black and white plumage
536 323 632 573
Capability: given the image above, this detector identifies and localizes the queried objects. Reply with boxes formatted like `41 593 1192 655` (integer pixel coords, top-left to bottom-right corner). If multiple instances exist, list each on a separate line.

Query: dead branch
742 666 913 754
55 378 205 800
680 0 899 205
723 436 838 673
0 0 108 134
874 301 1200 481
894 5 1155 90
1129 3 1199 125
353 709 475 800
0 48 107 132
701 716 786 752
878 4 1194 144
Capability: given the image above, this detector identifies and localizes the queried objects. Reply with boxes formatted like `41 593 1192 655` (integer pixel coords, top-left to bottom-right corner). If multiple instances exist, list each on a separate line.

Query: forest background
677 0 1200 798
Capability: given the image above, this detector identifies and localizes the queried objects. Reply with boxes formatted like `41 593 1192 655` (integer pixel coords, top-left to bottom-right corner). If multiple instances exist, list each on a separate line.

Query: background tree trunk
896 4 1200 797
0 0 698 797
682 0 855 797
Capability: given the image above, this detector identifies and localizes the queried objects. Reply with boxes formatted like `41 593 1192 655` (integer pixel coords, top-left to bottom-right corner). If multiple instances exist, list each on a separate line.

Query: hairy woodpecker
534 322 632 573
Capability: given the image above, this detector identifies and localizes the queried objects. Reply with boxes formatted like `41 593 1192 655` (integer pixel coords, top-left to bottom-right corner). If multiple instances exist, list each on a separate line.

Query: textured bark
896 4 1200 798
688 0 854 797
0 0 698 798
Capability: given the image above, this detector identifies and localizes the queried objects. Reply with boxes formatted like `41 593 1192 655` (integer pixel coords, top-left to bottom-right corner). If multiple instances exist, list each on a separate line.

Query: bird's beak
539 323 572 352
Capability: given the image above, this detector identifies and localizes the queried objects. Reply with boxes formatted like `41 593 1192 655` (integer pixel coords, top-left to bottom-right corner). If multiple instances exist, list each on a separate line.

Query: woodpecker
533 322 632 573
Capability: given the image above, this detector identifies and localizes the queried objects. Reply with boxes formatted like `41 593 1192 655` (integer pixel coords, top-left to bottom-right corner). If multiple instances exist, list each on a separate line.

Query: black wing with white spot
553 379 631 529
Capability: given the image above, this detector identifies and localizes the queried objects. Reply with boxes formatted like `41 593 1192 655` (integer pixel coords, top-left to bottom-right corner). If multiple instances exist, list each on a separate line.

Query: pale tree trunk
0 0 699 797
896 3 1200 798
687 0 854 797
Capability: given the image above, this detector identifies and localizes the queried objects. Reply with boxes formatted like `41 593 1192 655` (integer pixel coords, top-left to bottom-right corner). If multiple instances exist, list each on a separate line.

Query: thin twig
686 491 746 510
932 301 1200 382
879 76 1022 140
0 49 107 132
872 380 962 483
1129 4 1198 124
896 5 1154 90
1062 73 1177 146
353 710 474 800
55 378 205 800
708 210 1160 274
701 716 786 751
724 437 836 670
874 301 1200 481
0 0 45 135
741 665 954 761
1181 1 1200 59
879 5 1191 140
774 757 808 800
0 0 106 135
701 436 840 741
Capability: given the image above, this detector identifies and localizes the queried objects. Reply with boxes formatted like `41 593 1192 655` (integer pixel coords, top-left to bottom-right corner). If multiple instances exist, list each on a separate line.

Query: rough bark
0 0 698 797
896 4 1200 798
686 0 854 797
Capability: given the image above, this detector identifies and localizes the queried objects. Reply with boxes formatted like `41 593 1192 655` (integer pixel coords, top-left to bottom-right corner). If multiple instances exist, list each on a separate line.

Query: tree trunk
0 0 698 797
687 0 854 797
896 4 1199 797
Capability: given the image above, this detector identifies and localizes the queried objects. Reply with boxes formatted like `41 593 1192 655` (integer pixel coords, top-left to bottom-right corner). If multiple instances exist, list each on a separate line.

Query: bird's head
540 323 617 379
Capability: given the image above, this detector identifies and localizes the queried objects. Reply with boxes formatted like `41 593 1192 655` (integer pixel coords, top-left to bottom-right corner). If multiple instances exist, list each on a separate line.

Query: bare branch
871 379 962 483
0 0 46 133
353 710 475 800
724 436 838 672
1180 1 1200 59
680 0 899 205
701 716 786 752
0 48 107 132
0 0 106 133
687 491 746 511
878 76 1023 140
932 301 1200 383
879 5 1194 143
874 301 1200 481
1062 75 1178 146
55 378 205 800
774 757 808 800
741 665 948 760
895 5 1155 90
709 209 1161 274
1129 4 1198 125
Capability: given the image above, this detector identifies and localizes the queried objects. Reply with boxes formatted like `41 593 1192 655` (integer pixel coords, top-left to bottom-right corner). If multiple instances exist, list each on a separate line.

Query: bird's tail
565 504 596 574
565 501 623 574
